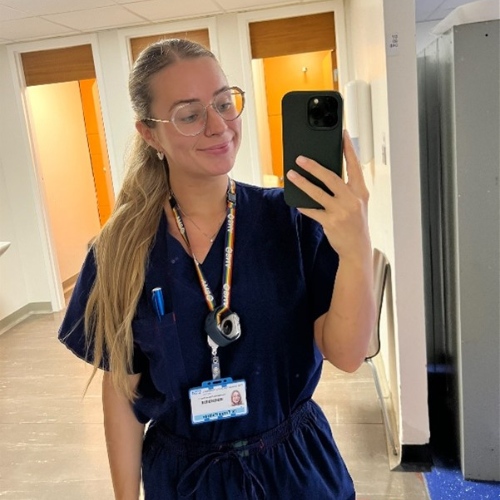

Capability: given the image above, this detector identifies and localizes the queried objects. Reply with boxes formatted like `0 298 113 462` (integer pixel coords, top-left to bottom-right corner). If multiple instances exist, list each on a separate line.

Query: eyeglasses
144 86 245 137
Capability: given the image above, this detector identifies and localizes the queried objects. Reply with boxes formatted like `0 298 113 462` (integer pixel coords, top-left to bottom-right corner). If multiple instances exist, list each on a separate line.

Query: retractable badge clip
205 305 241 347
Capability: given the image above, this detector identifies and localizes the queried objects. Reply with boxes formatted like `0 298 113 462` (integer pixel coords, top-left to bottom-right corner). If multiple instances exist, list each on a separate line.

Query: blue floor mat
424 455 500 499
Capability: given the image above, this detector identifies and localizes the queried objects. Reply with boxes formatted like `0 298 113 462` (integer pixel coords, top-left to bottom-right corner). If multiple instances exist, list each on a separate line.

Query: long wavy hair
84 39 216 400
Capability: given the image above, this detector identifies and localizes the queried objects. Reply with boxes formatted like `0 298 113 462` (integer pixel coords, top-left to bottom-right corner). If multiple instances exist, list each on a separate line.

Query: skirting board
62 273 78 294
0 302 53 336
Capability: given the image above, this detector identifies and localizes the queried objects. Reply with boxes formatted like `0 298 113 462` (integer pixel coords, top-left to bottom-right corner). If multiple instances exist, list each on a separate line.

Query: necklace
176 202 226 243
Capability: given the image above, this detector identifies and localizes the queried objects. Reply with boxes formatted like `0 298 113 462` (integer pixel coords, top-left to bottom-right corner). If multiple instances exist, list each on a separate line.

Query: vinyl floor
0 312 430 499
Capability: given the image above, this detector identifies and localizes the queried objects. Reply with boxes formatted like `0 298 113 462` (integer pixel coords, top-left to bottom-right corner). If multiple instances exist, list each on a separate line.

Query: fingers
285 161 336 211
285 130 370 208
287 155 344 197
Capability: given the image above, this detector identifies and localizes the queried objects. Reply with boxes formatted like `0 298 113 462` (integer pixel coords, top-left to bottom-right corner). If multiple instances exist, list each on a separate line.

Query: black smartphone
282 90 343 208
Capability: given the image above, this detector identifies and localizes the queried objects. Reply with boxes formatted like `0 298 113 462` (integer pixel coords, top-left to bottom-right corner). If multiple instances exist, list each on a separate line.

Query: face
232 391 241 404
137 57 242 181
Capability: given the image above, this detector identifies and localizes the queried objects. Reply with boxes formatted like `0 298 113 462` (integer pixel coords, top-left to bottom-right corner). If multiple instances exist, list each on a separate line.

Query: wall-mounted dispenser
344 80 374 164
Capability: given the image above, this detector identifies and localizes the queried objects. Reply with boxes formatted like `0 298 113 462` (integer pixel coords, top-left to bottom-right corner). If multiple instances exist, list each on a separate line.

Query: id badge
189 378 248 425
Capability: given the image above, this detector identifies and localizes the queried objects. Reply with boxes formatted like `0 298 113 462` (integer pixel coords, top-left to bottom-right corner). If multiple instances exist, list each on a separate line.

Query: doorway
21 45 114 297
249 13 338 186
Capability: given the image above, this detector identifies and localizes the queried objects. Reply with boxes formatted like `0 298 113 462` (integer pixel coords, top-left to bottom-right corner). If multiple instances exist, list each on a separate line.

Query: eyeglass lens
172 88 244 136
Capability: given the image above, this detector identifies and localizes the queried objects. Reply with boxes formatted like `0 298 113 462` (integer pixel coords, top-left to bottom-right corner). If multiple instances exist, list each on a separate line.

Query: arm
314 250 374 372
102 372 144 500
286 131 376 372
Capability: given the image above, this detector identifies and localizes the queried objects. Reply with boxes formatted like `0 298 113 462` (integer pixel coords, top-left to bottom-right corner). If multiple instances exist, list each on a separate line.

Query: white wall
0 154 30 319
0 0 430 448
383 0 428 446
0 45 56 323
251 59 273 178
27 82 101 282
345 0 429 447
94 30 136 194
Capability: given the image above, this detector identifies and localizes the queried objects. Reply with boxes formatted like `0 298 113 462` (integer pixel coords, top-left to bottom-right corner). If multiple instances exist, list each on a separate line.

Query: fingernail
296 155 306 165
287 170 298 179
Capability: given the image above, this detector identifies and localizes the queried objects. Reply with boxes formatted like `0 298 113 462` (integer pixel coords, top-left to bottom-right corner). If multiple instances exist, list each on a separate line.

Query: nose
204 106 227 136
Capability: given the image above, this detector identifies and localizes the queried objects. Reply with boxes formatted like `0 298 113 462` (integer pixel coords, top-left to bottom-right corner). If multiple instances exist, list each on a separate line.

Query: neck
168 175 229 217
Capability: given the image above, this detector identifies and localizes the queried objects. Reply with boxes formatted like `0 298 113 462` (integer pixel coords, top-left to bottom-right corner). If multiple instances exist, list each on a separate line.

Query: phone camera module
308 96 339 129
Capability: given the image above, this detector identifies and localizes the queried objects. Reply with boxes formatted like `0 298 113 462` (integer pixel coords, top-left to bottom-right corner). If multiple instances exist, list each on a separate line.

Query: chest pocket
132 313 188 406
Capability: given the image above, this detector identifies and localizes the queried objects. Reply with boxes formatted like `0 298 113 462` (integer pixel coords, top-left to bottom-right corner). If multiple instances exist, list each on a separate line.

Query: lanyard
169 179 238 379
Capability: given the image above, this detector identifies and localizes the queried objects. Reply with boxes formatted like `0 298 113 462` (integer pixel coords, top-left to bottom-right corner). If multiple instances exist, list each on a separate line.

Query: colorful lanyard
169 179 240 379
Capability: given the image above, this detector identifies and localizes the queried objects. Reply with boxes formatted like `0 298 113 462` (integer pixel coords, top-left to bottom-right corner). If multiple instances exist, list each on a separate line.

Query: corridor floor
0 312 429 499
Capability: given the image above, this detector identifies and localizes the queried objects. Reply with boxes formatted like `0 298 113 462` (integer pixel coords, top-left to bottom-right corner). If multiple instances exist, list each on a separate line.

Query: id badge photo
189 378 248 425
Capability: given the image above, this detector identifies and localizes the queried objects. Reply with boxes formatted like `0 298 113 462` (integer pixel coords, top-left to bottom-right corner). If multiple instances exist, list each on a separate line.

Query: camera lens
309 103 324 122
222 319 233 336
308 95 338 129
322 112 335 127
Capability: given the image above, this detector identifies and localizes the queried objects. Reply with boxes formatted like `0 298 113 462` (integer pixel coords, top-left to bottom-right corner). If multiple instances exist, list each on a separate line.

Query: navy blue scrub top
59 182 339 443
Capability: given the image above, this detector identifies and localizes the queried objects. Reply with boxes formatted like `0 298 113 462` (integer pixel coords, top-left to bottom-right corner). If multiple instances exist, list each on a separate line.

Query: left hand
285 130 371 261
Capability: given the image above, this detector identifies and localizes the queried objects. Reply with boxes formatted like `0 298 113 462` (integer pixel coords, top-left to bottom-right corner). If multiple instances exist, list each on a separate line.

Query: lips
199 141 232 154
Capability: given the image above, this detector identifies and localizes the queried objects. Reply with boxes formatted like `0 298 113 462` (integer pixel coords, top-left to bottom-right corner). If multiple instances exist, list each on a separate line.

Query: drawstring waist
144 400 316 499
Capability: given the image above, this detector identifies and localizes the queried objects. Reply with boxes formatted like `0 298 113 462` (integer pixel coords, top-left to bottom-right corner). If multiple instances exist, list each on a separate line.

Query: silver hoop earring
157 151 165 161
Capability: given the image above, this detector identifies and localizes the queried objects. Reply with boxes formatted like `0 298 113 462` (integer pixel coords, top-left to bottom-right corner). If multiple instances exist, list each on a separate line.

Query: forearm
102 372 144 500
316 251 376 372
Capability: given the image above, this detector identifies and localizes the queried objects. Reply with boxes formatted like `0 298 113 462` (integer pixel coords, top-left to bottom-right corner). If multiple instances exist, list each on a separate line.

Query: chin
213 161 236 177
207 152 238 174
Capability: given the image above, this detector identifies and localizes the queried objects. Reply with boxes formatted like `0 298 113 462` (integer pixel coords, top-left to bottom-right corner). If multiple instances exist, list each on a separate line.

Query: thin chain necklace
175 202 226 243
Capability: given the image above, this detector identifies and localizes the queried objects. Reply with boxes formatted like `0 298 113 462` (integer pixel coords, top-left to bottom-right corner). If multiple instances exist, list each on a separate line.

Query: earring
157 151 164 161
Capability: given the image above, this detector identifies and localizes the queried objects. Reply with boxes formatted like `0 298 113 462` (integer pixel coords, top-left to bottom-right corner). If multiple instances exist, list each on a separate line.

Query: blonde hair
84 39 216 400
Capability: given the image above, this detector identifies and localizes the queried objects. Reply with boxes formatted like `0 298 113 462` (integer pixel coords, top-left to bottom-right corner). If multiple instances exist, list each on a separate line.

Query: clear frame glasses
145 86 245 137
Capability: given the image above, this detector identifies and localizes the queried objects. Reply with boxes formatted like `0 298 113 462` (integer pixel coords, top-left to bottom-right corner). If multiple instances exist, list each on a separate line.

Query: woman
231 390 242 406
59 38 375 499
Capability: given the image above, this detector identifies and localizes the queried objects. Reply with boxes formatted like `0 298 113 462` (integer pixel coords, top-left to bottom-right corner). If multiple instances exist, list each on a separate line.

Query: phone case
282 90 343 208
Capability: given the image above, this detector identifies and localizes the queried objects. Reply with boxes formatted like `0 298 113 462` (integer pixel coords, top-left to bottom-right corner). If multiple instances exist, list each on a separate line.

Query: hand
285 130 371 262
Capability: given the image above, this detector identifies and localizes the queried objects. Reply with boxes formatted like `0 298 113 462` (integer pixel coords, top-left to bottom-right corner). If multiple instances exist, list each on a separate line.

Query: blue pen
152 287 165 319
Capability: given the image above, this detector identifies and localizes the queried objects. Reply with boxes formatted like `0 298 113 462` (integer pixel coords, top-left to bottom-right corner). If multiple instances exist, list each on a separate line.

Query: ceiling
0 0 476 45
415 0 481 23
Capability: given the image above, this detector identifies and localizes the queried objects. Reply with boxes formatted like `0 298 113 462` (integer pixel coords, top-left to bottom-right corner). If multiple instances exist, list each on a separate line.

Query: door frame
7 33 113 311
236 0 350 187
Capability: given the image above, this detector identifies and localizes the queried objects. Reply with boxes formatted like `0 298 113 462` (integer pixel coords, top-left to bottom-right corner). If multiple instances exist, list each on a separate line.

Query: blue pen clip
152 287 165 319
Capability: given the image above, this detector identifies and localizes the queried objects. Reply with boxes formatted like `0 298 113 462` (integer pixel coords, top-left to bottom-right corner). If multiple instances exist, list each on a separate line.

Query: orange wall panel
263 51 334 180
79 79 113 225
268 114 283 180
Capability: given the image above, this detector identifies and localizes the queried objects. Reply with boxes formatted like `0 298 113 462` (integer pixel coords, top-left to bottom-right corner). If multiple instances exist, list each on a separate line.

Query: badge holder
189 377 248 425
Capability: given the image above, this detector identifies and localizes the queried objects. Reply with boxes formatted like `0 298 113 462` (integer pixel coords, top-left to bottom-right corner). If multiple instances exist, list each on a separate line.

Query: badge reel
205 305 241 347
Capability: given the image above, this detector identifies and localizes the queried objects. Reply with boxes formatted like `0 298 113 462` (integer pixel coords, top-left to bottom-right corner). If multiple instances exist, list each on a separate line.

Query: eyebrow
168 85 230 111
